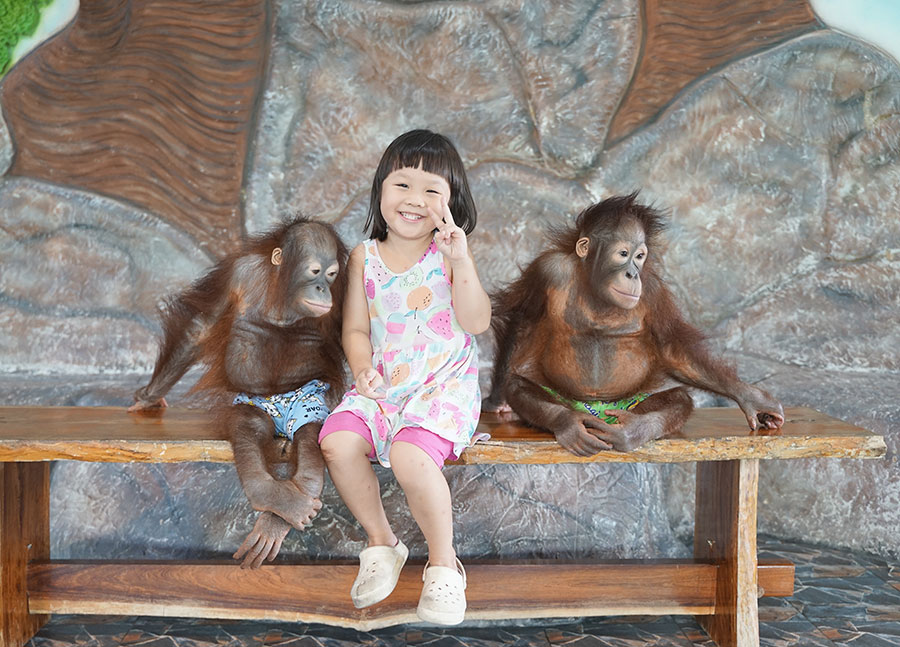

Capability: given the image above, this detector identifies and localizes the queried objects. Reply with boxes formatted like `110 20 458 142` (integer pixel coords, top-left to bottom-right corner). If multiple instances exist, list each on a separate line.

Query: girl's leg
320 431 396 546
321 427 408 609
389 440 456 567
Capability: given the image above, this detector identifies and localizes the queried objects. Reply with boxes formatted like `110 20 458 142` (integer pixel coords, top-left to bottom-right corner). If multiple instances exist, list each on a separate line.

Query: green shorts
540 386 649 424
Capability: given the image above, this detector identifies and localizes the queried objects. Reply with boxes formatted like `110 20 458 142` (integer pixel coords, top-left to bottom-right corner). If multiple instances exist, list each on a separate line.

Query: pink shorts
318 410 457 468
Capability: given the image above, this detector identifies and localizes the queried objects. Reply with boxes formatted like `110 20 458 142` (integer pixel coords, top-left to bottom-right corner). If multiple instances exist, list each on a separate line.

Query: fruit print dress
330 238 482 467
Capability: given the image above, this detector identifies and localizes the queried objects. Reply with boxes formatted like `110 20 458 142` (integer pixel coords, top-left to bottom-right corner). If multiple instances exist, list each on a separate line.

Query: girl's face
380 165 451 241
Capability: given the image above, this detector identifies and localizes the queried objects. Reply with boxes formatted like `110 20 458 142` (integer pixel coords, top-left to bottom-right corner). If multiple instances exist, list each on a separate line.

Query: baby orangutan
485 193 784 455
129 217 347 567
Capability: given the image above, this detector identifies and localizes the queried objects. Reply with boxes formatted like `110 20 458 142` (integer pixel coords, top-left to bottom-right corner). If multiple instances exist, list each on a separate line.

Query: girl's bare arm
342 245 385 397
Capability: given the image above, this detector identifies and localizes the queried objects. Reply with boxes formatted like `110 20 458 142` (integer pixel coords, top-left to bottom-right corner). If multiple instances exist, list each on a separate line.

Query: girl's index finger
441 193 455 226
428 205 445 231
437 194 462 236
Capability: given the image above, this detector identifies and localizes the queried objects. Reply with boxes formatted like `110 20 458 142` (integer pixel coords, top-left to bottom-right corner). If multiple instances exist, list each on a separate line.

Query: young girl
318 130 490 625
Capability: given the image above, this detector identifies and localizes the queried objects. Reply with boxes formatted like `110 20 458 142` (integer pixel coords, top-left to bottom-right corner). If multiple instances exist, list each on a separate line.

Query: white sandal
350 539 409 609
416 558 467 625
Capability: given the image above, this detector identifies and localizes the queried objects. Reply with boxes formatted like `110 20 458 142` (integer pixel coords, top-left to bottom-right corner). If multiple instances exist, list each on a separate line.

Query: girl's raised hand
428 195 468 262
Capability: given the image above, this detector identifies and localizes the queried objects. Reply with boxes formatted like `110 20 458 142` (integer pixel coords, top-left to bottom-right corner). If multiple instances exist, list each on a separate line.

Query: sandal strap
421 557 467 588
359 542 406 569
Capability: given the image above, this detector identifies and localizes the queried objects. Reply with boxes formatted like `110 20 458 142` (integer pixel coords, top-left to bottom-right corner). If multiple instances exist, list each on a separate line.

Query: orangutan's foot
232 511 292 569
243 479 322 530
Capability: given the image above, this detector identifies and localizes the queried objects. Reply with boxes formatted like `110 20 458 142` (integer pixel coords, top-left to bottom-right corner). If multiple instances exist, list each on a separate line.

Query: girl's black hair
364 129 477 241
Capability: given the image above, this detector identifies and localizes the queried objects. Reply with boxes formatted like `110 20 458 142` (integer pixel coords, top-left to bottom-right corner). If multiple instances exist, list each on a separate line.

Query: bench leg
1 463 50 647
694 458 760 647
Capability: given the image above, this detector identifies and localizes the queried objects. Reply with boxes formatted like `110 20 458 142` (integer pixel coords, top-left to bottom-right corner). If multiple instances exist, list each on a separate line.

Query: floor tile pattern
27 537 900 647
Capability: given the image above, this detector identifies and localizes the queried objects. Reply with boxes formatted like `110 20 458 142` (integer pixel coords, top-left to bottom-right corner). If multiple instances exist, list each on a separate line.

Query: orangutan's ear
271 248 283 266
575 237 590 258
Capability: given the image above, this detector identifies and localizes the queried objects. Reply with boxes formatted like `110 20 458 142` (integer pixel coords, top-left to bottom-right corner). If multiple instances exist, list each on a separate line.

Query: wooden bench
0 405 885 647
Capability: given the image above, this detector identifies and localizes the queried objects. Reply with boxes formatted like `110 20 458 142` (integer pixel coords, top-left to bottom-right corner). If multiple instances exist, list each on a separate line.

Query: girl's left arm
450 251 491 334
429 198 491 335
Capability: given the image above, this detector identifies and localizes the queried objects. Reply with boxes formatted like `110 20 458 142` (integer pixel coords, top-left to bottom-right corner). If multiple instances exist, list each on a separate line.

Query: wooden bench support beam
695 459 760 647
26 559 793 632
1 463 50 647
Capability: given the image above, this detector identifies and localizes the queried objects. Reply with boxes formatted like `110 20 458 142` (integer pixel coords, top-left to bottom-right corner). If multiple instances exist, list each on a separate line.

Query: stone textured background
0 0 897 563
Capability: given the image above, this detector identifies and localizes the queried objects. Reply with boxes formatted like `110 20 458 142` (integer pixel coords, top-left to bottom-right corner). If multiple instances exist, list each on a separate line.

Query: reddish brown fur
130 216 349 566
486 193 783 455
187 221 347 398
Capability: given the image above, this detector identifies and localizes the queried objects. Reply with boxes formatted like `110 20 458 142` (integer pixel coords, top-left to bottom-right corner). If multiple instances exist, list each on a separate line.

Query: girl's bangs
390 147 454 182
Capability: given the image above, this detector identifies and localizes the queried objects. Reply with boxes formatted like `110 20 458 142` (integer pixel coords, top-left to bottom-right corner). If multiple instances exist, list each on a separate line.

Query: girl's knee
320 430 371 464
390 441 439 483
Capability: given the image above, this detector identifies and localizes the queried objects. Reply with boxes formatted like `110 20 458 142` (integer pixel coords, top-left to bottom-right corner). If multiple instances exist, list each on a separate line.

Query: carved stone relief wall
2 0 269 253
1 0 897 561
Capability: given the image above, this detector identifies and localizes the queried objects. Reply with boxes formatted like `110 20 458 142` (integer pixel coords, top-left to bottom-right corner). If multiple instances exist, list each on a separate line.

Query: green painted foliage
1 0 52 74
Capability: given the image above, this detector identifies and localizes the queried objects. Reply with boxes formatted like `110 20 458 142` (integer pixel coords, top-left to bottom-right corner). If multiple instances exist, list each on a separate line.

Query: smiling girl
318 130 490 624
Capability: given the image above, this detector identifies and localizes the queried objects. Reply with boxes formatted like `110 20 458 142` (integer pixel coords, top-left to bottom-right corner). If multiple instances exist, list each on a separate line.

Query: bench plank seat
0 406 885 464
0 405 885 647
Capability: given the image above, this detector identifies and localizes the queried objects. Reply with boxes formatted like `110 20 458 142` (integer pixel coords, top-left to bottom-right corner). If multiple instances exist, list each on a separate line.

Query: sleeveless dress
330 238 482 467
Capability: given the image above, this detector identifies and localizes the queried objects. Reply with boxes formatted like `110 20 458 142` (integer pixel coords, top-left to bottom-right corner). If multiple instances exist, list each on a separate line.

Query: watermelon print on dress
426 309 454 340
329 239 483 467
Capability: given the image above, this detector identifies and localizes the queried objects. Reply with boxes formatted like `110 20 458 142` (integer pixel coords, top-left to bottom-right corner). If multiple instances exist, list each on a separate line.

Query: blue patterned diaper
233 379 331 440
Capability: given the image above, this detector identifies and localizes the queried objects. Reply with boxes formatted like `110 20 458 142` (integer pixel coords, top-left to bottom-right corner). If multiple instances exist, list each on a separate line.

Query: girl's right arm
342 245 386 399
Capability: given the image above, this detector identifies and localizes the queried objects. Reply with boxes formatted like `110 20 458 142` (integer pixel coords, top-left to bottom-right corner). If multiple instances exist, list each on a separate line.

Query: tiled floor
26 537 900 647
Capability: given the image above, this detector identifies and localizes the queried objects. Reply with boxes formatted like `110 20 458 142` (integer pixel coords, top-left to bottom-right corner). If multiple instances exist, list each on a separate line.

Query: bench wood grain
0 406 884 464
